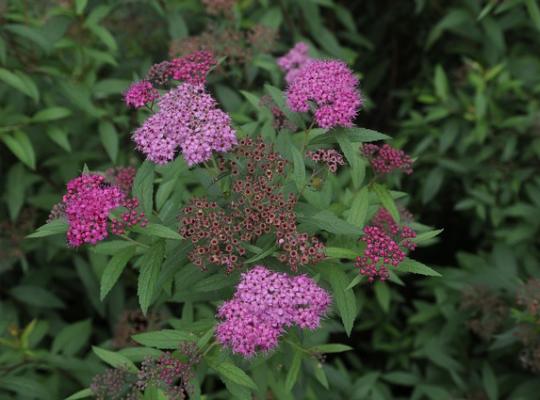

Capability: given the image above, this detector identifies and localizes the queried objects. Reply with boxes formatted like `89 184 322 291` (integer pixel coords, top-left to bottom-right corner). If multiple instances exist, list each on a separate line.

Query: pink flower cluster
278 42 312 84
143 51 216 87
307 149 345 173
362 143 413 175
286 60 362 128
124 80 159 109
216 266 331 357
355 208 417 282
372 208 416 252
168 50 216 84
60 174 146 247
133 83 237 165
355 226 404 282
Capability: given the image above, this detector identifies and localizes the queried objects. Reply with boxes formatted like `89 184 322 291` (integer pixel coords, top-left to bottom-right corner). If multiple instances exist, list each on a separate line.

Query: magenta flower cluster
362 143 413 175
277 42 312 84
216 266 331 357
372 208 417 252
286 59 362 128
133 83 237 165
355 225 405 282
355 208 417 282
61 174 146 247
124 80 159 109
168 50 216 84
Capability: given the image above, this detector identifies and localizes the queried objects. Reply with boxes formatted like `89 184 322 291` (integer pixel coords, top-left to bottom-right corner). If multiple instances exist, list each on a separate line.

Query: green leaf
372 183 400 223
526 0 540 31
291 145 306 191
210 361 258 390
347 187 369 227
382 371 419 386
6 163 26 220
133 161 155 217
92 240 135 255
308 344 353 353
0 68 39 101
285 351 302 391
132 329 196 348
434 65 449 101
397 258 441 277
245 244 277 264
92 346 138 373
336 131 364 188
323 264 357 336
482 363 498 400
64 388 93 400
87 24 117 52
2 131 36 169
75 0 88 14
32 107 71 123
10 285 64 308
312 360 329 389
338 127 390 142
0 376 49 399
100 246 136 300
132 223 182 240
47 127 71 152
118 347 163 362
346 274 364 290
193 273 236 292
27 219 68 238
137 240 165 314
412 229 444 244
307 210 360 235
99 121 119 162
240 91 262 111
264 84 304 127
324 247 358 259
422 168 444 204
374 281 391 313
52 320 91 356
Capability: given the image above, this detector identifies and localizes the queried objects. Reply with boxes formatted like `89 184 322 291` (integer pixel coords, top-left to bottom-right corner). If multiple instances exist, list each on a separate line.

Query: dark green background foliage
1 0 539 399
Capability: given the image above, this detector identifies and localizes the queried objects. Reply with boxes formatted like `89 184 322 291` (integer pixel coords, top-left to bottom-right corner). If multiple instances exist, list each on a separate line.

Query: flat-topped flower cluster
216 266 331 356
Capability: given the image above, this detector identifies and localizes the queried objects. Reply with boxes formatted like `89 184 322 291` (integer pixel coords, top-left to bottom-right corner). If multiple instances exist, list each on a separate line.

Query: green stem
301 121 315 155
202 340 218 357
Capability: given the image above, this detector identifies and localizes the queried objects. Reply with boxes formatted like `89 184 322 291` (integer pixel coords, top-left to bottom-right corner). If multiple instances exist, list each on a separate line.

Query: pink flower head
362 143 413 175
372 208 417 252
124 80 159 109
216 266 331 357
286 59 362 128
355 226 405 282
277 42 312 84
168 50 216 84
132 83 237 165
60 174 146 247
